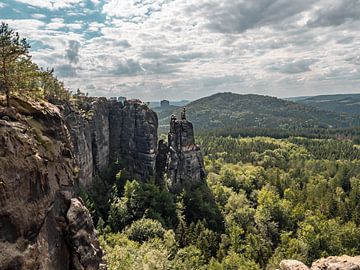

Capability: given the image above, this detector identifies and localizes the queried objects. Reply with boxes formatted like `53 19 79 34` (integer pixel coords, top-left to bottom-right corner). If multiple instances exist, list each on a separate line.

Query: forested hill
156 92 360 133
294 94 360 116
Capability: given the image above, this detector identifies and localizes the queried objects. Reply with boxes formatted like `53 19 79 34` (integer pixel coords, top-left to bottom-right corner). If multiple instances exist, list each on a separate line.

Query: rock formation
278 256 360 270
0 97 103 270
157 108 206 192
64 98 158 187
117 99 158 181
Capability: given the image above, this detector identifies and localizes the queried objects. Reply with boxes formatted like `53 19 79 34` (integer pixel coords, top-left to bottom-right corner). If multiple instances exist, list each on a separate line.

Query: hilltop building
160 100 170 108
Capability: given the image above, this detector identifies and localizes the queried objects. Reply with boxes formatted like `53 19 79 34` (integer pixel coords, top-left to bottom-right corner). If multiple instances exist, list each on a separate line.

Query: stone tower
159 108 206 192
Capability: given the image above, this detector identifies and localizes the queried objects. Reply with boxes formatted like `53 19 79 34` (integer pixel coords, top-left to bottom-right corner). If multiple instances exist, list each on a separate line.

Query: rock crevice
65 99 158 187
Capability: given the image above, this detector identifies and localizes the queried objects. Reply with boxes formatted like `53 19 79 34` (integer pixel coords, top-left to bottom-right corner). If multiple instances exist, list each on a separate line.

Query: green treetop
0 22 30 107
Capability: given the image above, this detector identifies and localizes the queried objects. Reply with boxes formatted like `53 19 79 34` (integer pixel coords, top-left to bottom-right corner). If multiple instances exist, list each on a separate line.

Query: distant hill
294 94 360 115
157 92 360 133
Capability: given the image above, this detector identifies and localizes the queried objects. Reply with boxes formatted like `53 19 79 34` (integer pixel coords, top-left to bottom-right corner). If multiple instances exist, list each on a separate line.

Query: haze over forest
1 0 360 100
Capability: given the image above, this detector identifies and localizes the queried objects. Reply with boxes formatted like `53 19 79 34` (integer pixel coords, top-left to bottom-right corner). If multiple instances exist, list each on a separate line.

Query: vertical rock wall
65 98 158 187
89 98 110 174
157 109 206 192
0 98 103 270
64 105 93 187
119 100 158 181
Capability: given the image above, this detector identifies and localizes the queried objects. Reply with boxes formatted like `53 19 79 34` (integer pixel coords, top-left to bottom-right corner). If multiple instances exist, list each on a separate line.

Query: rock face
65 99 158 187
279 260 310 270
278 256 360 270
63 103 94 187
118 99 158 181
311 256 360 270
66 198 103 270
0 98 103 270
157 108 206 192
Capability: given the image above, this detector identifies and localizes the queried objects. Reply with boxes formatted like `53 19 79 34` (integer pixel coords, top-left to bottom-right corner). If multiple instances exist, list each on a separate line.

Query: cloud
46 18 65 30
55 64 78 77
32 13 46 19
200 0 313 33
267 59 317 74
14 0 81 10
111 59 144 75
66 40 81 64
307 0 360 27
102 0 169 21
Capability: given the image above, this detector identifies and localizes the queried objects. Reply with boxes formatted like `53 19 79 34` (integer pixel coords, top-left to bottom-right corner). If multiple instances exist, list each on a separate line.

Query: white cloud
14 0 81 9
102 0 169 20
32 13 47 19
46 18 65 30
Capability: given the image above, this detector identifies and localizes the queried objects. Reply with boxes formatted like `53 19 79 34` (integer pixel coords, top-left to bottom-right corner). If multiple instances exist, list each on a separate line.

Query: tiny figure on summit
181 107 186 120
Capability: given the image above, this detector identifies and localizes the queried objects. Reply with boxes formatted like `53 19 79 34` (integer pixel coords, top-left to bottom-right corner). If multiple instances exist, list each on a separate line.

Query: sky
1 0 360 101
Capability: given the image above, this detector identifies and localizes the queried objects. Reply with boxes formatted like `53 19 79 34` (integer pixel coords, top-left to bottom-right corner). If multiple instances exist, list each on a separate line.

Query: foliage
86 135 360 269
0 22 30 106
125 218 166 243
0 22 82 107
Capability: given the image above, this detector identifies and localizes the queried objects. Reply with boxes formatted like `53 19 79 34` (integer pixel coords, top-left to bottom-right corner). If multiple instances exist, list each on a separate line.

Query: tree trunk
6 86 10 107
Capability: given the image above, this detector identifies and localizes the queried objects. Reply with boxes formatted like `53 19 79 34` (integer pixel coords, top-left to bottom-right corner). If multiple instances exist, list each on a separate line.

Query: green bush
125 218 166 243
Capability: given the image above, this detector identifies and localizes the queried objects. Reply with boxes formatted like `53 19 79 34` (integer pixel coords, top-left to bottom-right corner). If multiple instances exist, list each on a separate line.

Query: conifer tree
0 22 30 107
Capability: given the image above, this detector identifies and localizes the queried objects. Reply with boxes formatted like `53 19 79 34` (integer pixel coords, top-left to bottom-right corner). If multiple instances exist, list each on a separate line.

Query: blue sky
1 0 360 100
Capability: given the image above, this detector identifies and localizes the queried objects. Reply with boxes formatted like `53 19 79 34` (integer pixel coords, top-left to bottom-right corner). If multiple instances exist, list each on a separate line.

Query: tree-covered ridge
296 94 360 116
156 92 360 133
86 136 360 269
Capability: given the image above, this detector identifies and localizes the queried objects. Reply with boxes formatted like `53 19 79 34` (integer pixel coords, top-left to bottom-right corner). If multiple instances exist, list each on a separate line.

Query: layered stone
0 97 103 270
158 108 206 192
65 98 158 187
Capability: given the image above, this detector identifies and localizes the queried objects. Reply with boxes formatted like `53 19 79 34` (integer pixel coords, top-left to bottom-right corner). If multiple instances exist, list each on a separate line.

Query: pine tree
0 22 30 107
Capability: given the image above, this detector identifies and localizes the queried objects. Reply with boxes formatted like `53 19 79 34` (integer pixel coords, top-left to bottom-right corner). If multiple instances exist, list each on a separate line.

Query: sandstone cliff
279 255 360 270
64 98 158 188
156 108 206 192
0 97 103 270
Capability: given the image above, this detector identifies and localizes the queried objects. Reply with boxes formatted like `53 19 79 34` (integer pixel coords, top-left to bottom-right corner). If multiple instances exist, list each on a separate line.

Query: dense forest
82 135 360 269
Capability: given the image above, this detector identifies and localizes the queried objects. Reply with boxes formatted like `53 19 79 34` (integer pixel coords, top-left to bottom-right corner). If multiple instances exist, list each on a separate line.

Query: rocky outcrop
157 108 206 192
312 256 360 270
89 99 110 174
67 198 104 270
118 99 158 181
64 98 158 187
63 103 93 187
0 97 103 270
278 256 360 270
279 260 310 270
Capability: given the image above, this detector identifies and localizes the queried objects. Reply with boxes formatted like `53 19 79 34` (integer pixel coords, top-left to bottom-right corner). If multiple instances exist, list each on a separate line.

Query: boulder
311 255 360 270
279 260 310 270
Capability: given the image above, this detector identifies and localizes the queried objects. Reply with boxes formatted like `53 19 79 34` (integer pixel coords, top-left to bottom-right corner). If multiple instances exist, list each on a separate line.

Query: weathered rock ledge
0 97 103 270
279 255 360 270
